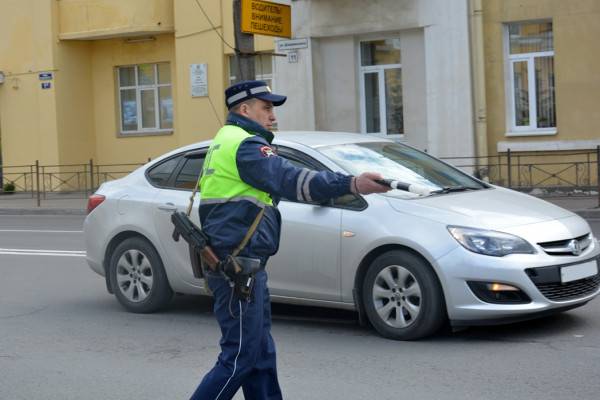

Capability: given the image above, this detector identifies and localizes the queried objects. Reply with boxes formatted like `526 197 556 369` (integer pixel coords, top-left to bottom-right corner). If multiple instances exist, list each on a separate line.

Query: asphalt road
1 215 600 400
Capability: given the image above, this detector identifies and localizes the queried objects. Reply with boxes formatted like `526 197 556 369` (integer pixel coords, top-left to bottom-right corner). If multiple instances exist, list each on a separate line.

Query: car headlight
447 226 536 257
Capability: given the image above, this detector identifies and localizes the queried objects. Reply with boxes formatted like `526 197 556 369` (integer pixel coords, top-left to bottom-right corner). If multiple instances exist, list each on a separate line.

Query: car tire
109 237 173 313
362 250 445 340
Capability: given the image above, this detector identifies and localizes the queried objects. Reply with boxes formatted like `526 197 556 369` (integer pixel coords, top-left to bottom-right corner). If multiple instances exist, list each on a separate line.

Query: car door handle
158 203 177 212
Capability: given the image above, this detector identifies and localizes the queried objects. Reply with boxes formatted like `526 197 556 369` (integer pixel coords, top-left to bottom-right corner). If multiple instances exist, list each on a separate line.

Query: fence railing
0 159 147 206
439 147 600 201
0 164 36 194
2 148 600 206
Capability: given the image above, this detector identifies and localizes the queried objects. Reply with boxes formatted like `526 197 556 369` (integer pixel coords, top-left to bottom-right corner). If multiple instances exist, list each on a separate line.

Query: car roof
274 131 393 149
149 131 394 166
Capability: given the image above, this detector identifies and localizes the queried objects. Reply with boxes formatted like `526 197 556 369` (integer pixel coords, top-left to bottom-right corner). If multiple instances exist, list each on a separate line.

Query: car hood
385 187 574 230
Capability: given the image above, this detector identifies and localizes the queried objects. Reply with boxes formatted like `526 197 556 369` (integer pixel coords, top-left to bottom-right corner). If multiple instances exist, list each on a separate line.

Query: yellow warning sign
241 0 291 39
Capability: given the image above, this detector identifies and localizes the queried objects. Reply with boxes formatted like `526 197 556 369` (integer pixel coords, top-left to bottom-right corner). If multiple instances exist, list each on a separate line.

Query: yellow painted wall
85 0 277 164
91 34 179 164
0 0 60 166
53 39 96 164
58 0 174 40
483 0 600 155
173 0 227 146
51 0 97 166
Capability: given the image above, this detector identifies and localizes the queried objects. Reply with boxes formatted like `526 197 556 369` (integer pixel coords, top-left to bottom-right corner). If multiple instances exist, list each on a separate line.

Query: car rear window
146 156 181 187
174 157 204 189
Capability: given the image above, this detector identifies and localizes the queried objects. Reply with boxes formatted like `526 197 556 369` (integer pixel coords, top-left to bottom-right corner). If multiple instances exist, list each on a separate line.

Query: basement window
117 63 173 135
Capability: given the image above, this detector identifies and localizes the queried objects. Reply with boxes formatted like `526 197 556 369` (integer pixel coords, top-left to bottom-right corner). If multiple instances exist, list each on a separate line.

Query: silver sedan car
84 132 600 340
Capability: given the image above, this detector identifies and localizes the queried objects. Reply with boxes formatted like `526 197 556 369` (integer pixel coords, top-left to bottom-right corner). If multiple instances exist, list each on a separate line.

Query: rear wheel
109 237 173 313
362 250 445 340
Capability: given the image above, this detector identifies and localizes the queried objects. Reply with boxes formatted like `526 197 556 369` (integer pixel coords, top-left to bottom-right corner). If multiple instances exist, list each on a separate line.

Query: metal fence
2 147 600 205
0 160 147 205
440 147 600 205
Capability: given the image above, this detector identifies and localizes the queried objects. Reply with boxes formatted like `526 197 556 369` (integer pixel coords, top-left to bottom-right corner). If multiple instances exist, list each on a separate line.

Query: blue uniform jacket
199 112 353 262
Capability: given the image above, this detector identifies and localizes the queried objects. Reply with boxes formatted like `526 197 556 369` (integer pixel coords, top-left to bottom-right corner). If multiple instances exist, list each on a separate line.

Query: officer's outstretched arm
236 137 353 202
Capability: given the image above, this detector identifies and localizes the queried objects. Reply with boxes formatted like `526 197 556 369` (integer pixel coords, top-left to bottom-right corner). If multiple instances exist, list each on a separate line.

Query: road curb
0 208 86 216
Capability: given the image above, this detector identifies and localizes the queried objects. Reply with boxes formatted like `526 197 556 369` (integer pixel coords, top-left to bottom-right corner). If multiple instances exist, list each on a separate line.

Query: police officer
189 80 390 400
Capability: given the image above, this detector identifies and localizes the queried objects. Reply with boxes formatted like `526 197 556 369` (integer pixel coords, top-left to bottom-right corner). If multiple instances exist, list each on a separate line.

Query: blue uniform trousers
190 269 283 400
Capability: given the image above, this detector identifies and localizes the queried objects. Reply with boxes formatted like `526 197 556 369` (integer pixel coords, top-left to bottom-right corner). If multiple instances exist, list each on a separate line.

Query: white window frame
117 63 173 135
228 54 274 87
358 36 403 138
504 22 556 137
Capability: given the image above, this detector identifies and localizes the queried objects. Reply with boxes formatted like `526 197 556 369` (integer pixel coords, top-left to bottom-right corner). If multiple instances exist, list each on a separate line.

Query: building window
506 21 556 134
117 63 173 135
359 38 403 135
228 54 273 87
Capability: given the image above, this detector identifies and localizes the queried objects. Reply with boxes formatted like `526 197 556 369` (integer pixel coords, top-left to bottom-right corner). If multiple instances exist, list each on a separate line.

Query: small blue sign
41 82 51 89
39 72 53 81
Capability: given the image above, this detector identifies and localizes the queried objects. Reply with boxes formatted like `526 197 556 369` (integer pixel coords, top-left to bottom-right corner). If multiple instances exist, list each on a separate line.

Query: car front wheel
362 250 446 340
109 237 173 313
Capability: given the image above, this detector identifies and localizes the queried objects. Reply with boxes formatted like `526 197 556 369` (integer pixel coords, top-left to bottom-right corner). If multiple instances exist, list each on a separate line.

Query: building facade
274 0 477 159
1 0 599 191
483 0 600 154
0 0 278 169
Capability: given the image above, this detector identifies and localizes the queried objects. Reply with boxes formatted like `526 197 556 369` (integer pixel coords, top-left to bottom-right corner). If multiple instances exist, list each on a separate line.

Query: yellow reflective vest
200 125 273 208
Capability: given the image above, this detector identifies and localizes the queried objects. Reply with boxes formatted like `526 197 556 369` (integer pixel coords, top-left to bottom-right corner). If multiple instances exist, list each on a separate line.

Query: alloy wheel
372 264 422 328
116 249 154 303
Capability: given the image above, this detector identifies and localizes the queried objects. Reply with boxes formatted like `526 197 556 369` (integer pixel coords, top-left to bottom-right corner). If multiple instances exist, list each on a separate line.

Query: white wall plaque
190 64 208 97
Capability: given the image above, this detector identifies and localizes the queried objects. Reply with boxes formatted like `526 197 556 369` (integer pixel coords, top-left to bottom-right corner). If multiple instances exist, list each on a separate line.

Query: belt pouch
234 256 262 274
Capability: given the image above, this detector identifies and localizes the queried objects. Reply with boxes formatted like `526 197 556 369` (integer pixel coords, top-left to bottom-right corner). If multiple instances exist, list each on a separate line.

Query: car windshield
319 141 486 198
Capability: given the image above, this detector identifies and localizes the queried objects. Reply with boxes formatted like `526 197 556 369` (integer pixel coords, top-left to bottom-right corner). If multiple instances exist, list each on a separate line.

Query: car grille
526 258 600 302
537 233 591 256
533 274 600 301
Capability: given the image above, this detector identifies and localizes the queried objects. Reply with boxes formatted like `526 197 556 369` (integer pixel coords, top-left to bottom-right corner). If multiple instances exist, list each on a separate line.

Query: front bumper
436 244 600 322
450 302 588 327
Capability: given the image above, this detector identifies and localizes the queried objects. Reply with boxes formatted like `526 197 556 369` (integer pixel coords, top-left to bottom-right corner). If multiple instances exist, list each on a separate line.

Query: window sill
505 129 557 137
497 138 600 152
368 133 406 141
118 129 174 138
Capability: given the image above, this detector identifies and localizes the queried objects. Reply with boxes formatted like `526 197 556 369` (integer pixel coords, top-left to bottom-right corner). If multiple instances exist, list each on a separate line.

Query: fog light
468 281 531 304
487 283 520 292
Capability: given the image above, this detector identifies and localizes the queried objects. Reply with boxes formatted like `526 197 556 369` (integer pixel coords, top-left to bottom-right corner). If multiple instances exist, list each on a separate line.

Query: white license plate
561 260 598 283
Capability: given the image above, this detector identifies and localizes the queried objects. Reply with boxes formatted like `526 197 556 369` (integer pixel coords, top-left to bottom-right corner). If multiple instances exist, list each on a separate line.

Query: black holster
221 256 262 300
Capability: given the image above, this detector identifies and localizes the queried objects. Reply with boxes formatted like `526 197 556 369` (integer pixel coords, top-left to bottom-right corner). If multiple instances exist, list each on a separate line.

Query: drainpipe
469 0 489 180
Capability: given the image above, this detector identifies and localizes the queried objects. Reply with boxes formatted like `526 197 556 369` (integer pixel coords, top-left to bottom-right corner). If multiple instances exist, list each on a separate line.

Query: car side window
276 146 367 211
174 157 204 190
332 193 367 210
146 156 182 187
285 157 312 170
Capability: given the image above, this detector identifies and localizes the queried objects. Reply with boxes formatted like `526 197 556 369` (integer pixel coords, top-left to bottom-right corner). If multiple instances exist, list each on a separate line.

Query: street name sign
276 38 308 52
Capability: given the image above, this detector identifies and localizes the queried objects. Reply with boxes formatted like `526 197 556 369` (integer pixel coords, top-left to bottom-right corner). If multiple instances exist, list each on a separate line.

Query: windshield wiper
430 185 479 195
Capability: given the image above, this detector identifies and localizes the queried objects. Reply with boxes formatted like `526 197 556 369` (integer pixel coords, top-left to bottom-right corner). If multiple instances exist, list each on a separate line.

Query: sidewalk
0 192 88 215
1 191 600 218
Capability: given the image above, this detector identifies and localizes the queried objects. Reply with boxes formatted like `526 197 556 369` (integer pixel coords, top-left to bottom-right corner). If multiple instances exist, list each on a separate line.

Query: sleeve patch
260 146 276 158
